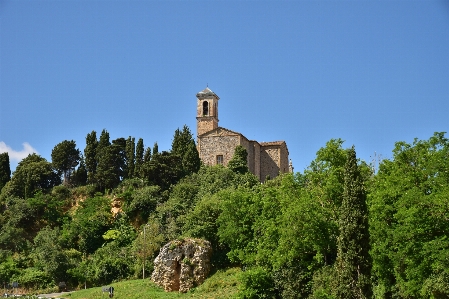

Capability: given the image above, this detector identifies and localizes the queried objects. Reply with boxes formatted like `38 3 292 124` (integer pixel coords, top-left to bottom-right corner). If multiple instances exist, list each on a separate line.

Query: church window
203 101 209 116
216 155 223 165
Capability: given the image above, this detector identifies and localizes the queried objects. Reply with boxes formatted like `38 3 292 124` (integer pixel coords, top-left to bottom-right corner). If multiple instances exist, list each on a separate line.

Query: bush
238 267 276 299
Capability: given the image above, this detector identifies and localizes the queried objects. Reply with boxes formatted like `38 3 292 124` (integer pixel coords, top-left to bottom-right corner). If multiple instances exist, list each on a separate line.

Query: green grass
65 268 241 299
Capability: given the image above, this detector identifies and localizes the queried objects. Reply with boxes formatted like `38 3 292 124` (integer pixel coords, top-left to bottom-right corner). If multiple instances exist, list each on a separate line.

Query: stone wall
240 137 253 175
196 118 218 137
198 132 239 166
279 143 289 173
260 146 281 181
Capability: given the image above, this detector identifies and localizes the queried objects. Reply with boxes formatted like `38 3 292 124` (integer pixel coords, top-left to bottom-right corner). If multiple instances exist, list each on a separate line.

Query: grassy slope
66 268 241 299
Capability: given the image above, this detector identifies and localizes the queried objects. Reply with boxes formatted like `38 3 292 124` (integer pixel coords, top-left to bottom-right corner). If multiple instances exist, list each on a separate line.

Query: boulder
151 238 212 293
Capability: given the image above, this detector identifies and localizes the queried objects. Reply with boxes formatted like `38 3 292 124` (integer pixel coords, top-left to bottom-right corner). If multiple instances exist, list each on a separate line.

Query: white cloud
0 141 38 162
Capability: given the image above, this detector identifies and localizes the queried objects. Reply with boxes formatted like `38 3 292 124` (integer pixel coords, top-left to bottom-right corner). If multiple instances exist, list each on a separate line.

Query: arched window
203 101 209 116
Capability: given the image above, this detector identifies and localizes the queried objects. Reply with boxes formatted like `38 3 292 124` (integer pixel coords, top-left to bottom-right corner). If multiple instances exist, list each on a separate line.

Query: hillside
1 131 449 298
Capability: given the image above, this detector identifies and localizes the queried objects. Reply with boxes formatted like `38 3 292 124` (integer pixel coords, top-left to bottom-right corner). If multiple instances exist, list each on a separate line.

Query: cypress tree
96 129 111 155
228 145 249 174
0 152 11 191
84 130 98 184
335 146 372 299
171 125 200 176
152 142 159 156
72 155 87 186
135 138 144 178
126 136 135 179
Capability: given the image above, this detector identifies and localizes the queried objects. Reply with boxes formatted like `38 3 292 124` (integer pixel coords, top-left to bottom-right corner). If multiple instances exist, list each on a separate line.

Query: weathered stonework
151 238 212 293
195 87 291 182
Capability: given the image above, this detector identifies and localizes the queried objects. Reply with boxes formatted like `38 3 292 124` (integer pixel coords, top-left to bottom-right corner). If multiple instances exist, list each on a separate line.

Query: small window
203 101 209 116
216 155 223 165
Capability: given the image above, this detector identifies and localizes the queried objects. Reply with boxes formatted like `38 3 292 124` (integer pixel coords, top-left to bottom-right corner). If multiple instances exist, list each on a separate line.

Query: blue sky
1 0 448 173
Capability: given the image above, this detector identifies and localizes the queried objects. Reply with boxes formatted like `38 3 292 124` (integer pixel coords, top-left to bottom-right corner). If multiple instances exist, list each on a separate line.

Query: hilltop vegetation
1 129 449 299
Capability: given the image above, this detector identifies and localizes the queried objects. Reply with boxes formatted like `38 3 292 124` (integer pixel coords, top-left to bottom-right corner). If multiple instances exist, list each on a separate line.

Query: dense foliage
0 130 448 299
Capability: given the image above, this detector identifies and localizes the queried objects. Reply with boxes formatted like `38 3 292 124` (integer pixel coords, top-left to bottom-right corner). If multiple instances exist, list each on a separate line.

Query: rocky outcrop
151 238 212 293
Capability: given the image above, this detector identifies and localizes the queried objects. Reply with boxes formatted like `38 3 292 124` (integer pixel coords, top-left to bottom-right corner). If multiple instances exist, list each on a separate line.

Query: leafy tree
335 146 371 299
238 267 276 299
228 145 249 174
87 242 134 285
135 138 144 178
84 130 98 184
132 219 164 278
62 195 112 254
369 132 449 298
0 152 11 191
125 185 162 222
31 227 68 282
51 140 80 184
1 154 60 199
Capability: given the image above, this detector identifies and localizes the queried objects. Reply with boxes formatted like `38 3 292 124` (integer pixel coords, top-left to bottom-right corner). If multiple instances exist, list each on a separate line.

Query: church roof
196 87 219 99
260 141 286 146
198 126 242 138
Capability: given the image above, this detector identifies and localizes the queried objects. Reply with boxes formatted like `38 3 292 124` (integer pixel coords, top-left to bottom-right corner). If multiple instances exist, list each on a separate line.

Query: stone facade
196 87 291 182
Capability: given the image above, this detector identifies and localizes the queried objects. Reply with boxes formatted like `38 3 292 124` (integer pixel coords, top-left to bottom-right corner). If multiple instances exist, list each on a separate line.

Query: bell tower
196 87 219 137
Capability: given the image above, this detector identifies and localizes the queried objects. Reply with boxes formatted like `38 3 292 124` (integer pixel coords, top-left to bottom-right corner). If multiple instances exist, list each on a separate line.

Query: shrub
238 267 276 299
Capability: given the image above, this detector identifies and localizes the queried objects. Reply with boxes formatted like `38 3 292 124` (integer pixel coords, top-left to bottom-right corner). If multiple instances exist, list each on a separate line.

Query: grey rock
151 238 212 293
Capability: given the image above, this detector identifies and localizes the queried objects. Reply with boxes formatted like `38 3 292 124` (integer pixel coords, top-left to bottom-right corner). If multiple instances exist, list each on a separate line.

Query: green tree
84 131 98 184
126 137 136 179
144 151 182 191
171 125 201 176
95 145 121 191
0 152 11 191
112 137 127 179
1 154 60 199
335 146 371 299
31 227 68 282
125 185 162 222
144 146 151 163
369 132 449 298
51 140 80 184
228 145 249 174
135 138 144 173
71 155 87 186
62 195 112 254
152 142 159 156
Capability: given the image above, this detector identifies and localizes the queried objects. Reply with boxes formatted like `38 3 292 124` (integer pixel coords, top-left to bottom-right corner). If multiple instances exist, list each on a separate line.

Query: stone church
196 87 292 182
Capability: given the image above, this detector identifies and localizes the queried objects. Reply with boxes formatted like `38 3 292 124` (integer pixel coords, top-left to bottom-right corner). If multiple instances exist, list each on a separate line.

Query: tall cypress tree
0 152 11 191
171 125 200 176
152 142 159 156
335 146 372 299
143 146 152 163
84 130 98 184
125 136 135 179
135 138 144 178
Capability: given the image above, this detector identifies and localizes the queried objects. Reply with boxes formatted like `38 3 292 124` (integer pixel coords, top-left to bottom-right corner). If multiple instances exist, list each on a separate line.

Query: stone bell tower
196 87 219 137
